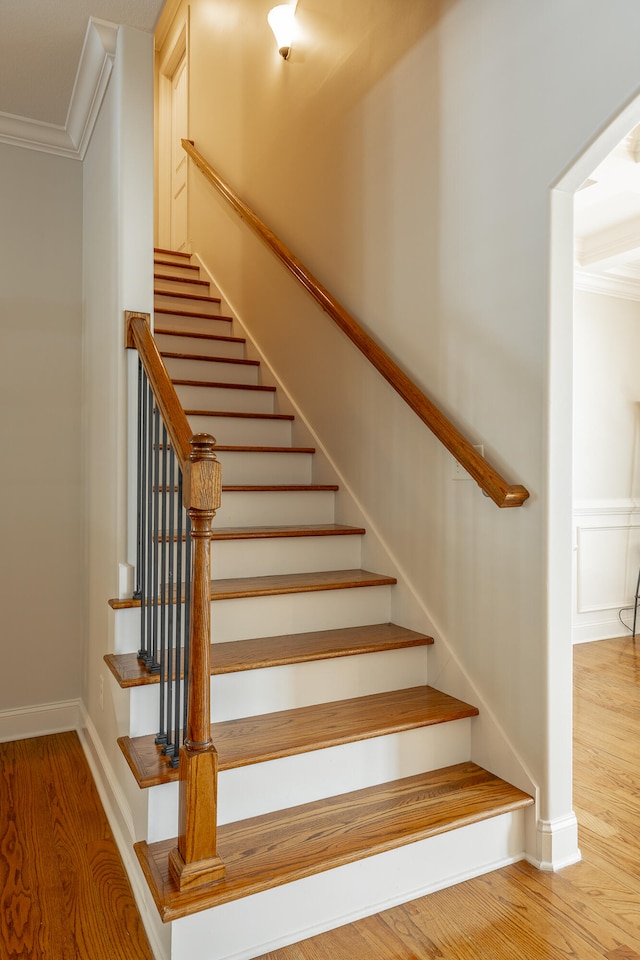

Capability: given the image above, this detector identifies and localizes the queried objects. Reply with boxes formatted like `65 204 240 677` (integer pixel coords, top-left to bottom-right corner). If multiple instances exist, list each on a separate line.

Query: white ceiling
0 0 165 158
575 125 640 300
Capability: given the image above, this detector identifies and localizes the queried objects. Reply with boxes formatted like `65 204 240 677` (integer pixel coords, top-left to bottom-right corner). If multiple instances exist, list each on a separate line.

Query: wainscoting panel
573 499 640 643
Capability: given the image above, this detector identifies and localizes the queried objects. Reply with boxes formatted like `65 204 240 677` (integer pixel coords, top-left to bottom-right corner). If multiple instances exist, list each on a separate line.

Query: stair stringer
191 251 539 839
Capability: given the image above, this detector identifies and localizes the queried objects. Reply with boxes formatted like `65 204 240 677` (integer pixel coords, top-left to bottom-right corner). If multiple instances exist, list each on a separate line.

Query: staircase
106 248 533 960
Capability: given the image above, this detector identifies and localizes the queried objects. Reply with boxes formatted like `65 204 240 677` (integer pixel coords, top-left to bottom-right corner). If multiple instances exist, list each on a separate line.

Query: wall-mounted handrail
182 139 529 509
126 311 225 890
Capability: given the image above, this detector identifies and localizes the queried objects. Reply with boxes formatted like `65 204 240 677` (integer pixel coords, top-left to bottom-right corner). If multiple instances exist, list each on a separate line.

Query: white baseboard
526 814 581 871
572 617 633 644
0 698 84 742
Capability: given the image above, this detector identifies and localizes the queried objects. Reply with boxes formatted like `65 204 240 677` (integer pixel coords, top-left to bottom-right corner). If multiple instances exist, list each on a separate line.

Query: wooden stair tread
209 568 395 599
172 378 275 392
160 351 258 366
154 272 209 287
153 258 199 272
185 409 293 421
119 685 478 787
211 522 365 539
105 622 433 688
221 484 338 491
152 522 363 539
154 307 232 322
154 288 221 305
135 761 533 920
109 567 394 610
154 247 191 259
214 444 315 453
155 330 246 345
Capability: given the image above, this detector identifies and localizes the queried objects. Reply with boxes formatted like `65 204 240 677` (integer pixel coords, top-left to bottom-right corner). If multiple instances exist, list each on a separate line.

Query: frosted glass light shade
267 5 295 59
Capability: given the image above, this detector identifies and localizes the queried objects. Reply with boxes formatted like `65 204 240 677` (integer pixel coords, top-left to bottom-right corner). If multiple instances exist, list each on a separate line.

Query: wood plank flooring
254 634 640 960
5 636 640 959
0 731 153 960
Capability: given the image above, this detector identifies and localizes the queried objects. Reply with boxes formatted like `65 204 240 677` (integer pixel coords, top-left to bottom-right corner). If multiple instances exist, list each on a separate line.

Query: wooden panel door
170 54 188 252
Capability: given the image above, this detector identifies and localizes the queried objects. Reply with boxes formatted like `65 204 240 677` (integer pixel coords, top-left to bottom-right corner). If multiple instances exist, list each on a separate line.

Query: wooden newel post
168 433 226 891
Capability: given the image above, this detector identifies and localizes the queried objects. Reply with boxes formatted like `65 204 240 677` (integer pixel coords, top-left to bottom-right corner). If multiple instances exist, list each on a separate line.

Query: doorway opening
158 22 189 252
571 123 640 646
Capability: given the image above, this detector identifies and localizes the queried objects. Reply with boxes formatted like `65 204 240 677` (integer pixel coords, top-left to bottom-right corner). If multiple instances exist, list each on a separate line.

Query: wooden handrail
126 311 193 472
182 139 529 509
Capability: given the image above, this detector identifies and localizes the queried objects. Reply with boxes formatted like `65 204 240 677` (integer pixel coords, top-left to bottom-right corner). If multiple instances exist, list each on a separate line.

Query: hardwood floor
3 636 640 960
0 731 153 960
256 635 640 960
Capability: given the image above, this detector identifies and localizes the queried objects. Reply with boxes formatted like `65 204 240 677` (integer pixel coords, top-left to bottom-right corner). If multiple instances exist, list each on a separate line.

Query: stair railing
182 139 529 509
126 311 225 890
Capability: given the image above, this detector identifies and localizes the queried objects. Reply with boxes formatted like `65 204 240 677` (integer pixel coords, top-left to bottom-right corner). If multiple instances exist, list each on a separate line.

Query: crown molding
0 17 117 161
574 268 640 302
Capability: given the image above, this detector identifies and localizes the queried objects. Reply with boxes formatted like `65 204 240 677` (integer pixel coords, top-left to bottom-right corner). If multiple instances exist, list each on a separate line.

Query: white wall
0 142 83 721
573 288 640 642
80 26 168 957
156 0 640 864
82 20 155 839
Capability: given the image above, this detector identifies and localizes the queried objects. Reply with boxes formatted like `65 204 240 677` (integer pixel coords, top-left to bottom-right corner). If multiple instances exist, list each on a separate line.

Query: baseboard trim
79 713 170 960
572 618 633 644
526 814 581 871
0 698 84 743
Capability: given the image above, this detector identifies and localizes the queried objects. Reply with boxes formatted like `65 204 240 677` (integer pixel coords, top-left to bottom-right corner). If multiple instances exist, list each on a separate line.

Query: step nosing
215 445 315 453
156 331 246 344
135 763 532 918
185 410 294 421
154 308 233 321
108 569 394 610
105 624 433 687
118 687 479 787
161 351 259 365
154 289 221 303
172 379 274 392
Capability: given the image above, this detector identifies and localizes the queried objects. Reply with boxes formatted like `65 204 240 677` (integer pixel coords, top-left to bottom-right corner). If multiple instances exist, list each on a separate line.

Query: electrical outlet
452 444 484 480
99 674 104 710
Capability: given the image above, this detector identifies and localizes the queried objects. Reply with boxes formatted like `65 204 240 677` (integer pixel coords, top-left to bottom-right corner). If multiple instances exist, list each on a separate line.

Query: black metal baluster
134 359 144 601
140 378 154 667
182 509 192 749
149 404 161 674
170 469 185 767
163 445 177 760
156 425 169 748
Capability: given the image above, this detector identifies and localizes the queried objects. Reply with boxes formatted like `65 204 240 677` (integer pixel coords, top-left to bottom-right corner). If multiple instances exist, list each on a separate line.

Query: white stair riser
211 582 393 642
176 383 275 414
128 646 427 737
211 531 362 579
115 532 361 596
188 414 291 446
163 356 259 385
168 811 527 960
155 334 245 360
154 292 220 315
216 489 335 526
153 260 198 278
154 312 233 337
111 582 393 653
146 717 470 842
215 449 313 486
